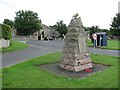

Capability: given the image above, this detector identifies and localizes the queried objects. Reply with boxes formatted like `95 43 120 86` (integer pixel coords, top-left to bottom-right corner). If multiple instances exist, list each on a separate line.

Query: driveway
2 40 119 68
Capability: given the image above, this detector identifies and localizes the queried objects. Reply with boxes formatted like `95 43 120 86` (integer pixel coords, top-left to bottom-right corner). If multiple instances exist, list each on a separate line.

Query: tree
110 13 120 39
14 10 42 35
84 26 101 43
101 29 110 36
50 20 67 37
3 19 14 28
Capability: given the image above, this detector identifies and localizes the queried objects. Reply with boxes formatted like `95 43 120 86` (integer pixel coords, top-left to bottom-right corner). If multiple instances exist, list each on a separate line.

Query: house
38 24 60 40
12 24 60 41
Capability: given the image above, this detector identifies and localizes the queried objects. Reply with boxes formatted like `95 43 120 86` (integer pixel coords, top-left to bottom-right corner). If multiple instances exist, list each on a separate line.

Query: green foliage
110 13 120 38
85 26 101 42
50 20 67 37
0 24 2 38
0 24 12 40
3 19 14 28
85 26 110 42
85 26 101 36
101 29 110 36
14 10 42 35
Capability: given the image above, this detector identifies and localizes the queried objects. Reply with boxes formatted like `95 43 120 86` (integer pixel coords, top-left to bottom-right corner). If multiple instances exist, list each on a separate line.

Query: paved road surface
2 40 119 68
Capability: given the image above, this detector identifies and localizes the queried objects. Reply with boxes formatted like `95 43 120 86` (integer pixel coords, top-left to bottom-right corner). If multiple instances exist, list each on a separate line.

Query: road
2 40 119 68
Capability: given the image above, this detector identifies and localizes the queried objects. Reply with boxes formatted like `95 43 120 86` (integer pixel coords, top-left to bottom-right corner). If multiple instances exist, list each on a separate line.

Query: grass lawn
0 69 1 89
0 40 28 52
2 52 118 88
87 40 120 50
87 40 93 47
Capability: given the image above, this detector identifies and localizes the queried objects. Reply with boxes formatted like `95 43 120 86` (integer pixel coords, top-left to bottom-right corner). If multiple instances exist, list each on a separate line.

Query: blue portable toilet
94 32 107 47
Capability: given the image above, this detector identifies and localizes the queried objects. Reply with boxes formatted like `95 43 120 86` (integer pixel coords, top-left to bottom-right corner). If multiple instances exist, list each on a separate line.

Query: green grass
0 40 28 52
2 52 118 88
87 40 120 50
87 40 93 47
101 40 119 50
0 69 2 90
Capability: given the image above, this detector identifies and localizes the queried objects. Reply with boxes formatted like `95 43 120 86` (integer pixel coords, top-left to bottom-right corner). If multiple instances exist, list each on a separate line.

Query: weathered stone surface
0 38 10 48
59 13 92 72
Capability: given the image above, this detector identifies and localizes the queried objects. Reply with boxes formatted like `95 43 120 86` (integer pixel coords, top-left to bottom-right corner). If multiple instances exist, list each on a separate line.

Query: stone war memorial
59 13 93 72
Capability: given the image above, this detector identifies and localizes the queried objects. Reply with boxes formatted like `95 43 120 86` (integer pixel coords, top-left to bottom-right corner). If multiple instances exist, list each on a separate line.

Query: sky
0 0 119 29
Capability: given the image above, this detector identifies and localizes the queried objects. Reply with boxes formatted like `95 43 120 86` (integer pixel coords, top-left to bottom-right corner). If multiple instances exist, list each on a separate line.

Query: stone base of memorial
59 54 92 72
59 52 93 72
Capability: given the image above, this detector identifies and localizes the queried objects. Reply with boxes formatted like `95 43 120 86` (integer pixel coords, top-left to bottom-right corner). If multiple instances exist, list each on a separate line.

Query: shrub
0 24 12 40
0 24 2 39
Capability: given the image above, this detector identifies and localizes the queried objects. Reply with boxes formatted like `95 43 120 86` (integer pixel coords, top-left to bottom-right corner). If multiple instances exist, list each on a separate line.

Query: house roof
40 24 59 36
42 24 51 29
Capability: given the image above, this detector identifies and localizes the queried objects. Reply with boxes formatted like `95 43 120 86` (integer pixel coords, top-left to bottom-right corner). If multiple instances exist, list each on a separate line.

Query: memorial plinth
59 14 92 72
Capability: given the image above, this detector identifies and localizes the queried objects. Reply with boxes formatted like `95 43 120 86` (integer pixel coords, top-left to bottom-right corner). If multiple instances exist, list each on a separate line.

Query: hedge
0 24 2 39
0 24 12 40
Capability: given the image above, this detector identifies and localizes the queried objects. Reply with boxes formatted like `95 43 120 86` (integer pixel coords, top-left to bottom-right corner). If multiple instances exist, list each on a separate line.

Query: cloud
0 0 119 29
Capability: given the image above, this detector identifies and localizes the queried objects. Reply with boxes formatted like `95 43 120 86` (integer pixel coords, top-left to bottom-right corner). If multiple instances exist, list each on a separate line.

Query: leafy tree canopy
14 10 42 35
3 19 14 28
50 20 67 37
84 26 101 36
84 26 108 42
110 13 120 38
0 24 12 40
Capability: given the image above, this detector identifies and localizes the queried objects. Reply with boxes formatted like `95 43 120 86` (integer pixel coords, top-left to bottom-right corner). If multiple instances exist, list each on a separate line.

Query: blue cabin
94 32 107 47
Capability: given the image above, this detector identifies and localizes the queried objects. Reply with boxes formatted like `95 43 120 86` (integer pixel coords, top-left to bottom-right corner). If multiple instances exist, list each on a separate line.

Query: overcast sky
0 0 119 29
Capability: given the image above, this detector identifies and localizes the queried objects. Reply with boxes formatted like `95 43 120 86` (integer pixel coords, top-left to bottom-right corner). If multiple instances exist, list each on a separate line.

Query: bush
0 24 2 39
0 24 12 40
